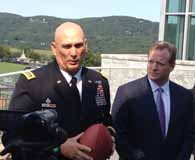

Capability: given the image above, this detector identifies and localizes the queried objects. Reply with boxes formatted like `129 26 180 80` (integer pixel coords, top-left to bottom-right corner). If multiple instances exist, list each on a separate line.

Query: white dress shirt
148 78 171 136
59 68 82 100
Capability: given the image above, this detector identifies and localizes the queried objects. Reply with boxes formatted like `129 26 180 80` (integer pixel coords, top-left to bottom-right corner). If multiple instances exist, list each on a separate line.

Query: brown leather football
79 123 113 160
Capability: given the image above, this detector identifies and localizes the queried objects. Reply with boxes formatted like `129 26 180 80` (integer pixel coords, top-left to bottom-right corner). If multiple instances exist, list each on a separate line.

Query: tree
0 45 11 59
29 51 41 61
82 50 101 67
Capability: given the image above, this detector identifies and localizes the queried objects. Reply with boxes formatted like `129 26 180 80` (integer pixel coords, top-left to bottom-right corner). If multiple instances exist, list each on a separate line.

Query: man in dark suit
3 22 115 160
190 86 195 160
112 41 194 160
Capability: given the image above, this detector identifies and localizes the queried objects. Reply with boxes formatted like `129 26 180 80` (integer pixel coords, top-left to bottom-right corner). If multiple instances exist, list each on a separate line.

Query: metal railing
0 71 21 110
0 87 14 110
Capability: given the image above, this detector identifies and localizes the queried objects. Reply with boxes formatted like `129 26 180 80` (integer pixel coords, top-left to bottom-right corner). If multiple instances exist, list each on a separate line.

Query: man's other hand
60 133 93 160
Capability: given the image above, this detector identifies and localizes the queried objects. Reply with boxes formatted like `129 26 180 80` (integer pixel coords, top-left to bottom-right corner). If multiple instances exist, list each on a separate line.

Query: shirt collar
60 67 82 84
148 77 169 94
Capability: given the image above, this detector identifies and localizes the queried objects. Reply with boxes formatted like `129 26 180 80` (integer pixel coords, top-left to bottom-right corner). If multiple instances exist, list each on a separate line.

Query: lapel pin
88 80 92 83
57 80 62 84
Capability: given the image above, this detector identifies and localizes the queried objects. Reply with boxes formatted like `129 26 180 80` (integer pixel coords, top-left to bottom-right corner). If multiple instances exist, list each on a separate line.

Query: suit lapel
81 68 96 115
166 82 178 138
51 61 70 99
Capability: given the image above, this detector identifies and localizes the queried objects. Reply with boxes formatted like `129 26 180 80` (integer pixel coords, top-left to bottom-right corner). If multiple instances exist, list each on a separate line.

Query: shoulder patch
22 71 36 80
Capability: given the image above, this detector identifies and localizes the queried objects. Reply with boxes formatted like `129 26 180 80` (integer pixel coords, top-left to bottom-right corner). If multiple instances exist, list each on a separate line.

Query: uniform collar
59 67 82 84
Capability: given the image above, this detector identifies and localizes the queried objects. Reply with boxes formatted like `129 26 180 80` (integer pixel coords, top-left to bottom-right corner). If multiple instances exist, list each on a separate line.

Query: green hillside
0 12 159 54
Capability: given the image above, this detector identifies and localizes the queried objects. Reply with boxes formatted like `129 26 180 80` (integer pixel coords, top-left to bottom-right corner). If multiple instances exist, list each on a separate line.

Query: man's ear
50 41 57 56
85 38 88 53
170 62 175 71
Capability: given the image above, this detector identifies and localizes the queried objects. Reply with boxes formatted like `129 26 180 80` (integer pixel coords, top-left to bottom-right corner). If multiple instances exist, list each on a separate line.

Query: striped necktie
156 88 166 138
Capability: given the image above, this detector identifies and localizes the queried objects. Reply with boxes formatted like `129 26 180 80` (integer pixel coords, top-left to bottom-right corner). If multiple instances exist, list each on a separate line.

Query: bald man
3 22 115 160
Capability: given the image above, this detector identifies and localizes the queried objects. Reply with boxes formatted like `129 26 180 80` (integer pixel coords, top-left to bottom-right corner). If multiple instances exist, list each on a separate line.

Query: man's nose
152 63 158 70
149 61 157 69
70 47 77 55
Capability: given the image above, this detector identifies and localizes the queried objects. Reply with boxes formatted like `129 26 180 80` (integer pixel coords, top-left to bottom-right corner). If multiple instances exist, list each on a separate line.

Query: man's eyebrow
61 42 84 48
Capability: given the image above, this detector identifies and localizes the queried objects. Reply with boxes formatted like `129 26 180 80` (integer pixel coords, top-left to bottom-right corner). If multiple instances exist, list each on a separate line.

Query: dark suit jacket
190 85 195 155
112 76 194 160
3 60 113 159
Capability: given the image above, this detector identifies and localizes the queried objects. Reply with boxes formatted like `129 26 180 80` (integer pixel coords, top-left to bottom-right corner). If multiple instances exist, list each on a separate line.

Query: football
79 123 113 160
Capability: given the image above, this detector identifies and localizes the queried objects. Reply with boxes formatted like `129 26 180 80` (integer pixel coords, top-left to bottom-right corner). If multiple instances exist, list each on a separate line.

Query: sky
0 0 161 22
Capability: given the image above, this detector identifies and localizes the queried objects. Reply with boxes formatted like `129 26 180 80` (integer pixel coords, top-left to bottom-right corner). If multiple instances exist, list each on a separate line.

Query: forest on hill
0 12 159 54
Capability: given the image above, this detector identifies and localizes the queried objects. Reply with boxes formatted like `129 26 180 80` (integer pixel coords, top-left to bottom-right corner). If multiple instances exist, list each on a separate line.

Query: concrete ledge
101 54 195 103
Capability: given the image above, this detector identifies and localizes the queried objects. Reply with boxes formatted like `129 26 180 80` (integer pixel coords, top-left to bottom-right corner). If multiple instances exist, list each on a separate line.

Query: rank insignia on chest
41 98 56 108
95 81 107 106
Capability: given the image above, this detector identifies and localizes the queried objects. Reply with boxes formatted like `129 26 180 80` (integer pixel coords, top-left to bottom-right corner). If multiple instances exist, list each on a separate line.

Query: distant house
17 50 30 64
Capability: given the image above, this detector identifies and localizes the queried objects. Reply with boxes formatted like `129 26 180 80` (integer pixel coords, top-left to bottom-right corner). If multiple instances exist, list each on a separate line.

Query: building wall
101 54 195 103
159 0 195 60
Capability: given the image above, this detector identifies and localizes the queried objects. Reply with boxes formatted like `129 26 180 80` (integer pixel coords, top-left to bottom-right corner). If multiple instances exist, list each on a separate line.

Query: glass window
192 0 195 12
187 17 195 60
166 0 186 12
164 16 184 59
